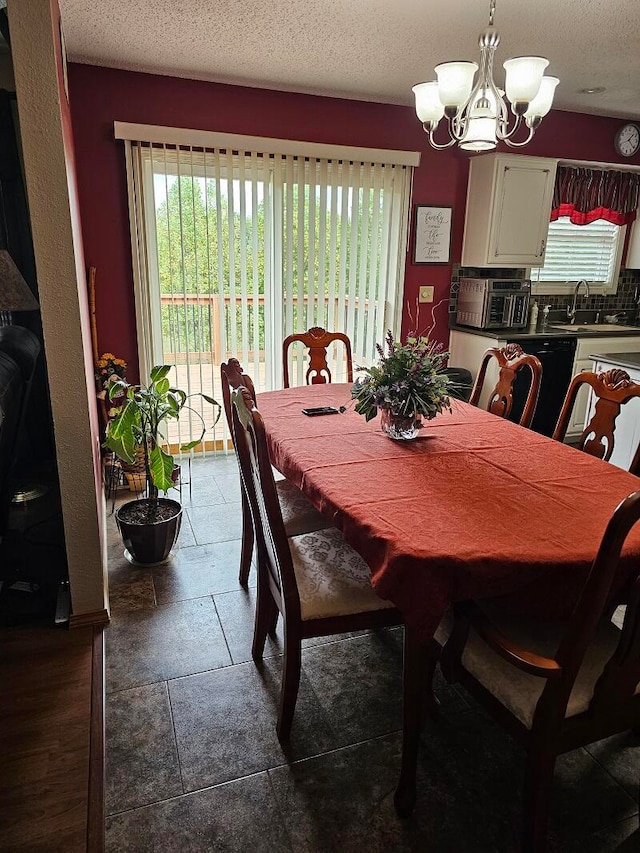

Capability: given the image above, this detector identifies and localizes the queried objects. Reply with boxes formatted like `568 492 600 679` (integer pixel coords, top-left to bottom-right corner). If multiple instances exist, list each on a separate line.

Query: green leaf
150 365 171 382
155 377 170 396
104 400 139 463
180 439 200 451
201 394 219 406
170 389 187 406
108 380 128 400
149 445 174 493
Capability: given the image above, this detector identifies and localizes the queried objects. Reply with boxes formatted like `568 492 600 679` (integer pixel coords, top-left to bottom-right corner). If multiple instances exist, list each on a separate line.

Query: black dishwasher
507 337 577 437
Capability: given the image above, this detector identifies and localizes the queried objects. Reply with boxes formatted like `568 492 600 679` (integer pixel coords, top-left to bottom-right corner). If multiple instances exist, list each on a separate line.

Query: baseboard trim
69 609 110 629
87 627 105 852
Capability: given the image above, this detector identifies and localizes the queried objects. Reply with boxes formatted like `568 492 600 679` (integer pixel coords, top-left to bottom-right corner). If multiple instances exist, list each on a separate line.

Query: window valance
551 165 640 226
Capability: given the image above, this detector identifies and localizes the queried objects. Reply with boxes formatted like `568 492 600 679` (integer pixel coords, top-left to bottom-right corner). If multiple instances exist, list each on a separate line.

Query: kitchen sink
549 323 640 333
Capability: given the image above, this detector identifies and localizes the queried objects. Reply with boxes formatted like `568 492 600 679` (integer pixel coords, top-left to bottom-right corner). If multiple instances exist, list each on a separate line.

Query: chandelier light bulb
412 0 558 151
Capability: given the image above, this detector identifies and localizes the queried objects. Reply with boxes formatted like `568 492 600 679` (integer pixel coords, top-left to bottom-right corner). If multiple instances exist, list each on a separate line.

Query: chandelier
412 0 559 151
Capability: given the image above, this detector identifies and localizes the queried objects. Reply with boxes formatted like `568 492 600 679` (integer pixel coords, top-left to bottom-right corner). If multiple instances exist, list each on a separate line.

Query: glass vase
380 409 422 440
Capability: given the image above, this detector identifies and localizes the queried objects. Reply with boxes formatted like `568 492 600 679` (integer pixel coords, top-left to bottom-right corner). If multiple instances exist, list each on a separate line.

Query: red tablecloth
258 383 640 638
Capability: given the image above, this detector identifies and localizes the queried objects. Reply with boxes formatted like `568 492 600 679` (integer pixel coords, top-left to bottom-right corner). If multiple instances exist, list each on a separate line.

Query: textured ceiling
58 0 640 119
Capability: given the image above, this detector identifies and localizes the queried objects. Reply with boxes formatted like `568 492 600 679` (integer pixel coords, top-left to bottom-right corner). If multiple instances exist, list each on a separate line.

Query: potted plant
105 365 221 564
351 330 453 440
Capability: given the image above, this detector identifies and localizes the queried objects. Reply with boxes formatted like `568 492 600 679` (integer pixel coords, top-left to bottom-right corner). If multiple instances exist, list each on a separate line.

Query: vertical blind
124 138 412 449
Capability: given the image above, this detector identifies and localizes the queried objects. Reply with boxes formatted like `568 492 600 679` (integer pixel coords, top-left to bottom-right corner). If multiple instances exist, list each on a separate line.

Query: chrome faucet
566 280 590 323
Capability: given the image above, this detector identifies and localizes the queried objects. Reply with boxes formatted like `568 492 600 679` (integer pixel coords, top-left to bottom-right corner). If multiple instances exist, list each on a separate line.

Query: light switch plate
419 285 435 303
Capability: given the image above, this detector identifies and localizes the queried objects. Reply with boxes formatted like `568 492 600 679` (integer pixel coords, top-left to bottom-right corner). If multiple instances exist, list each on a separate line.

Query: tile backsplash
449 265 640 320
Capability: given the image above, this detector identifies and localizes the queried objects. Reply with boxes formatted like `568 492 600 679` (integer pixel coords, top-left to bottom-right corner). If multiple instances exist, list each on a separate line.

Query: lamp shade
0 250 39 312
434 61 478 108
412 82 445 124
503 56 548 104
524 75 559 119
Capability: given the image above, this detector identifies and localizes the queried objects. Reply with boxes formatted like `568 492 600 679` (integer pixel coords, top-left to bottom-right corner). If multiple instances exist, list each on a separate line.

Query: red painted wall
68 63 638 380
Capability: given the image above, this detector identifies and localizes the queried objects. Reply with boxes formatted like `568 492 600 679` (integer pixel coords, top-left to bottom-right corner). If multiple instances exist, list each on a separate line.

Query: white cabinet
462 154 557 268
567 336 640 438
567 358 593 435
625 217 640 269
587 358 640 472
449 329 501 409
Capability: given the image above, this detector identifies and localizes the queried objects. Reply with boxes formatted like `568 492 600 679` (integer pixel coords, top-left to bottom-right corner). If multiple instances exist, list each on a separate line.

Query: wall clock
614 123 640 158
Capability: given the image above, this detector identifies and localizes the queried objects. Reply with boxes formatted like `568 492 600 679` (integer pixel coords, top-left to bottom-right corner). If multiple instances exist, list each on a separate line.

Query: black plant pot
115 497 182 565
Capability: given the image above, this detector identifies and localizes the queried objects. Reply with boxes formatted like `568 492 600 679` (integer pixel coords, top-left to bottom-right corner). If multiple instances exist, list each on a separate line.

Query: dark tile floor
105 455 640 852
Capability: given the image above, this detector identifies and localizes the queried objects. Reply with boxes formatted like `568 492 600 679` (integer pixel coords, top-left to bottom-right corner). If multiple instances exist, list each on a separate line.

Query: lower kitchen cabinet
449 330 576 437
449 329 640 440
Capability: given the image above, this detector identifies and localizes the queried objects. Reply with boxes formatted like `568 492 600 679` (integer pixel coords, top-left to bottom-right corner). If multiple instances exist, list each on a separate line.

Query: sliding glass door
126 141 411 450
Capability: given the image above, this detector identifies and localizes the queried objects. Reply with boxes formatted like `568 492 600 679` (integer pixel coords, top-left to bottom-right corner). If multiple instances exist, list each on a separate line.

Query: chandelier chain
488 0 496 27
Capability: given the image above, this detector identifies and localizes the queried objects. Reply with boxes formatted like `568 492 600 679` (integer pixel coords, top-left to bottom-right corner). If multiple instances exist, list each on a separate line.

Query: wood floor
0 621 104 852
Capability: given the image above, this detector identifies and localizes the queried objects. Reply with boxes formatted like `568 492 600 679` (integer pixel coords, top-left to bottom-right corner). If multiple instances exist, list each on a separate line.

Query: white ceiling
59 0 640 119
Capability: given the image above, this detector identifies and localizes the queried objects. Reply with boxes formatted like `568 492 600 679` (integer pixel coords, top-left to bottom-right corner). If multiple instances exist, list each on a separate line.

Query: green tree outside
153 171 386 362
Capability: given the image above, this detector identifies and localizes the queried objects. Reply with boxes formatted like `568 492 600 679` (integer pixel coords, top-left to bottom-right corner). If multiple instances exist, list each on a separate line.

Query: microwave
456 278 531 330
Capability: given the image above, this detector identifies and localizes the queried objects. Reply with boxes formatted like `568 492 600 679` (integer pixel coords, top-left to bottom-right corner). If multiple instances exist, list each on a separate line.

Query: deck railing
160 292 373 362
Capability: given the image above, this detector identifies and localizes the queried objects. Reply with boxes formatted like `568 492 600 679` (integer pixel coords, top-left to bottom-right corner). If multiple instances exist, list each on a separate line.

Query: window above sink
530 217 626 296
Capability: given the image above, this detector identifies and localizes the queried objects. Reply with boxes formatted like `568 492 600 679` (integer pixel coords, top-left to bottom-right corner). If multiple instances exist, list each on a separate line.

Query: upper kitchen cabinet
625 216 640 269
462 154 557 267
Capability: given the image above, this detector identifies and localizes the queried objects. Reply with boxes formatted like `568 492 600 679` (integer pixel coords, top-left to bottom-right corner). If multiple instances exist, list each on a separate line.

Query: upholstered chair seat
289 526 395 621
437 604 634 729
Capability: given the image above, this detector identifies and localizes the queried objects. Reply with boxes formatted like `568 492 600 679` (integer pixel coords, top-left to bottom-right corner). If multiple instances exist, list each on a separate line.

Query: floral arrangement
95 352 127 390
351 331 452 423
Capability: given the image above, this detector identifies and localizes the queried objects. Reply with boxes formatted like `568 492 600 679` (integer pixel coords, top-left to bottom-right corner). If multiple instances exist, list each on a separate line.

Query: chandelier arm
423 124 459 149
497 112 524 141
448 111 469 142
502 125 536 148
483 52 507 126
464 71 488 117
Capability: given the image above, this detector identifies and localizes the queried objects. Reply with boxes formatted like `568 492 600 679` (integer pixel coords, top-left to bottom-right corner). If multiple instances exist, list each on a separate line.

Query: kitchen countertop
589 352 640 371
449 322 640 341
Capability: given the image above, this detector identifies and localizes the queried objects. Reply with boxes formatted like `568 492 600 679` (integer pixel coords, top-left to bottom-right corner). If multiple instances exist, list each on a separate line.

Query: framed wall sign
413 205 452 264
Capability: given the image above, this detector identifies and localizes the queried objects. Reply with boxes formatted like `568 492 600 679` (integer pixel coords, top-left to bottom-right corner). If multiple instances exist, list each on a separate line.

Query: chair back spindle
469 343 542 429
282 327 353 388
553 368 640 470
231 387 302 620
220 358 256 435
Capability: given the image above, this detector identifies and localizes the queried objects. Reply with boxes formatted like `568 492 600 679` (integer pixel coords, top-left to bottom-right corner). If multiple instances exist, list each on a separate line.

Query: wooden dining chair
469 343 542 429
553 368 640 473
221 360 331 587
231 385 402 738
282 326 353 388
436 489 640 853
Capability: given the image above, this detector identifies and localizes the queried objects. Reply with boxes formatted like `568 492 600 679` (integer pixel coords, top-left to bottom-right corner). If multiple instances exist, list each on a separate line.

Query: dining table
256 381 640 814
